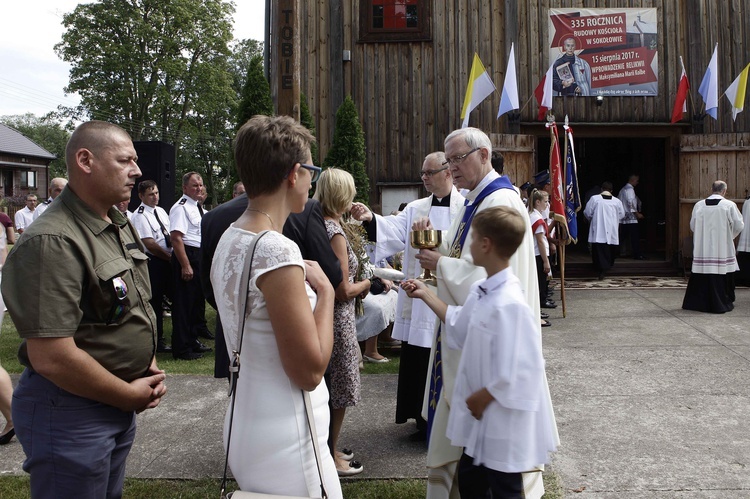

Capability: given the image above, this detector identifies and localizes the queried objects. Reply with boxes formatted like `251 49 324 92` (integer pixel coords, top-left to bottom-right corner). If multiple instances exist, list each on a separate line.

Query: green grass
0 474 563 498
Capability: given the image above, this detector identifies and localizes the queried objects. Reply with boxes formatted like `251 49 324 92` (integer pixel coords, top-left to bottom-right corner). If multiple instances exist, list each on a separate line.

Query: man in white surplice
351 152 464 440
413 128 559 499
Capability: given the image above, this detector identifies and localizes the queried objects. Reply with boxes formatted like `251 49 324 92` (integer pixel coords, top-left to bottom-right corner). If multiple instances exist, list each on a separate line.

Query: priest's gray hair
445 127 492 153
712 180 727 194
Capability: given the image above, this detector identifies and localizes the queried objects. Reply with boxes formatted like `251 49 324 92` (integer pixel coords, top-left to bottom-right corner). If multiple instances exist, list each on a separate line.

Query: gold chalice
410 229 442 286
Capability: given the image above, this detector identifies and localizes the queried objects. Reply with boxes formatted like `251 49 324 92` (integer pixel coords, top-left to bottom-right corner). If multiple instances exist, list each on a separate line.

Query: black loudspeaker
130 141 176 212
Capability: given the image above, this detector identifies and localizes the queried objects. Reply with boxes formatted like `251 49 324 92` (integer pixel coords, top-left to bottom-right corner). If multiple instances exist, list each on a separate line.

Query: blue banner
564 126 581 243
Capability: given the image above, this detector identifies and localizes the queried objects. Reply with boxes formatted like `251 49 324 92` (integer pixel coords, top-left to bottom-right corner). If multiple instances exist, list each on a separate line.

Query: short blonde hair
313 168 356 218
472 206 526 259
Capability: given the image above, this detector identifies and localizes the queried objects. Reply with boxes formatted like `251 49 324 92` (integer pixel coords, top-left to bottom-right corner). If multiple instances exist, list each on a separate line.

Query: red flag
671 56 690 123
535 63 555 121
548 122 568 237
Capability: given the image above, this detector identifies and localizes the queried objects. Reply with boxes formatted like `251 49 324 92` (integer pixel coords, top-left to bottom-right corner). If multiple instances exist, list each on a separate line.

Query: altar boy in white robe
350 151 464 440
403 206 557 498
414 128 558 499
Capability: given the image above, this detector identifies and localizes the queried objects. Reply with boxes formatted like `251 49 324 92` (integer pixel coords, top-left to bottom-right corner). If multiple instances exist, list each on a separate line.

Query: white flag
698 44 719 119
497 43 519 118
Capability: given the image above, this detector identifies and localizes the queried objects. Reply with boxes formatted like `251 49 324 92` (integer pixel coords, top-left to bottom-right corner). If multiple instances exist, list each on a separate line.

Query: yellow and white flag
725 63 750 121
460 53 496 128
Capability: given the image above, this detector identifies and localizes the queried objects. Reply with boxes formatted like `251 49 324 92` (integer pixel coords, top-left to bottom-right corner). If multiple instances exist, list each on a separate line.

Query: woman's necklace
247 208 275 230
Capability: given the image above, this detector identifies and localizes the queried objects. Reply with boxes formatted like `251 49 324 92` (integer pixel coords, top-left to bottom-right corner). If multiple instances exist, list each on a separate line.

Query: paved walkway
545 286 750 498
2 285 750 498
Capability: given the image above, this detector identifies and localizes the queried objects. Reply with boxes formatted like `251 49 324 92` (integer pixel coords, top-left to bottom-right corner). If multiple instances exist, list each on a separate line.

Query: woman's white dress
211 227 342 498
355 289 398 342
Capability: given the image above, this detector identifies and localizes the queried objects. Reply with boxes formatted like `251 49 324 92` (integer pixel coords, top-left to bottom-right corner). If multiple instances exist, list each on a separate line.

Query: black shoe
174 351 203 360
0 428 15 445
541 300 557 309
541 319 552 328
156 342 173 353
408 429 427 442
197 329 215 340
540 312 550 319
193 340 212 353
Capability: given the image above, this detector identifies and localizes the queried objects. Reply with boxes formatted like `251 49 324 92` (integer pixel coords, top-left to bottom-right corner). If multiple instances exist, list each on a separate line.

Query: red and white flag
671 56 690 123
534 62 555 121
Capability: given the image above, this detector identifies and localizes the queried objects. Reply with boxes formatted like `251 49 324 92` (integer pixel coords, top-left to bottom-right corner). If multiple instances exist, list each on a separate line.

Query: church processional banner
548 8 658 97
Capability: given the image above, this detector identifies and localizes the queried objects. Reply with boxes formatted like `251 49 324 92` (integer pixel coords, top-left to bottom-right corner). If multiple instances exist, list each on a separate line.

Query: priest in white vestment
413 128 558 499
583 181 625 279
683 180 744 313
735 198 750 286
351 152 465 439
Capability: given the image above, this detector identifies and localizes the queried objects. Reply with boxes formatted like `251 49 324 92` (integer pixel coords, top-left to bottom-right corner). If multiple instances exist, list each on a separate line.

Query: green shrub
323 96 369 204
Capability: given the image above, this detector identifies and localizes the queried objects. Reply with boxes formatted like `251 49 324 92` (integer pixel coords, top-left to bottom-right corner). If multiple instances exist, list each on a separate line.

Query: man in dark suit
201 196 343 378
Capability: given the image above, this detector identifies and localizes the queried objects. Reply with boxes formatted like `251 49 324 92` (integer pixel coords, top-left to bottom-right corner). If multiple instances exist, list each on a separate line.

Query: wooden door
489 134 536 189
678 133 750 245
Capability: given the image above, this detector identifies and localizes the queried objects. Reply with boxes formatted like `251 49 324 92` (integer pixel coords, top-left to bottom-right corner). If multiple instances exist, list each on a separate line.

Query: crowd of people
0 115 748 498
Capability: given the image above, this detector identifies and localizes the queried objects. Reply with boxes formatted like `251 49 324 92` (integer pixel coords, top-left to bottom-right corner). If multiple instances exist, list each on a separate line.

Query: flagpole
560 117 569 318
519 94 536 114
681 56 697 122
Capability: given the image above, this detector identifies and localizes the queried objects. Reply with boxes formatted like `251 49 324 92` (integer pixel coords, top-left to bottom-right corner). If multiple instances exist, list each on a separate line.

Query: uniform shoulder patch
178 198 187 205
137 205 145 213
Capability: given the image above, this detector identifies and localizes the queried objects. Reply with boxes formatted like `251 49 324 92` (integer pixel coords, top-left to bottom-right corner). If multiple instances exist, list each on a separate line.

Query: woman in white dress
211 115 342 497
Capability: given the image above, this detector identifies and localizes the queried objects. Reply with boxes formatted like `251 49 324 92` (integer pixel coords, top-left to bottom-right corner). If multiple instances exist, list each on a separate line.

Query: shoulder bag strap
303 389 328 498
220 231 327 498
220 229 269 498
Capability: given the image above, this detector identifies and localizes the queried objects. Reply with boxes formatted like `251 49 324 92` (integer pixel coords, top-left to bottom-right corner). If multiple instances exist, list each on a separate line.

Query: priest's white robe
583 193 625 245
738 200 750 253
690 195 744 274
736 201 750 285
371 187 464 348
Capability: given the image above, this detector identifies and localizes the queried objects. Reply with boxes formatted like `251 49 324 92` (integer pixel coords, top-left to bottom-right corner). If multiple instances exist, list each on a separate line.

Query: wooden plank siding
678 133 750 244
298 1 750 183
489 134 536 189
294 1 750 263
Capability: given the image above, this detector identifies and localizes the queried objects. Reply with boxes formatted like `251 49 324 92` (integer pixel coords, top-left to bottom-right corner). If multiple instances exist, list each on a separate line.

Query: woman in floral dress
314 168 371 476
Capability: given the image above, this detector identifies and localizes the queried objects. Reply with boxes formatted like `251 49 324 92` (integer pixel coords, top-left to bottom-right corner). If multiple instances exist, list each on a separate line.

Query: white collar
477 267 512 298
181 196 199 206
464 170 500 203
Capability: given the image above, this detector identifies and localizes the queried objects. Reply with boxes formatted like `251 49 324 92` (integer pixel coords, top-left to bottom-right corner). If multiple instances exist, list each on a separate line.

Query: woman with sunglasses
210 115 341 497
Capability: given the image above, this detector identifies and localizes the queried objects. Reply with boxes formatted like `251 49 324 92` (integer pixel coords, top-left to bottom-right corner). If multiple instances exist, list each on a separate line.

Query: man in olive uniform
2 120 167 498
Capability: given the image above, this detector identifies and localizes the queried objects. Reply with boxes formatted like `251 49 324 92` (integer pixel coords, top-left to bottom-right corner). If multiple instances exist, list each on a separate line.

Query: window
20 171 37 189
359 0 431 43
